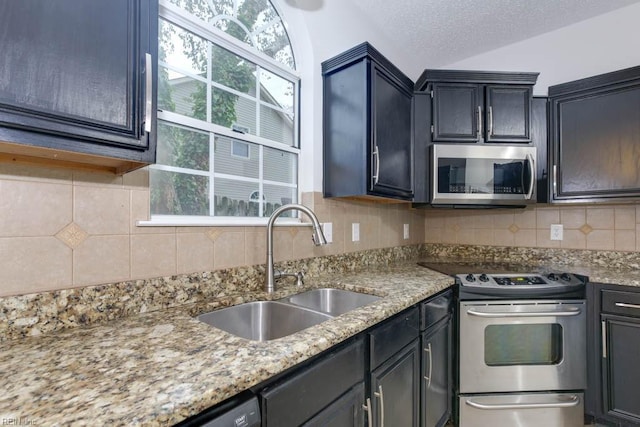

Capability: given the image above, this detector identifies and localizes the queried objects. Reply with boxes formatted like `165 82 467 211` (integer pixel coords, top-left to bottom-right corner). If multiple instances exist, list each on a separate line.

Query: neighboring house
167 75 296 212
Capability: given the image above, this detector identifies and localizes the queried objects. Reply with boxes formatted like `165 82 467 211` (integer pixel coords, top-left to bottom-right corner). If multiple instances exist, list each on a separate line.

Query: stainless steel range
420 262 588 427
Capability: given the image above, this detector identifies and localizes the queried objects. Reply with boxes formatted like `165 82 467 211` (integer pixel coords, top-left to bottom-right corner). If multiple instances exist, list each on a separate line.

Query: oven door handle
466 306 582 318
465 395 580 410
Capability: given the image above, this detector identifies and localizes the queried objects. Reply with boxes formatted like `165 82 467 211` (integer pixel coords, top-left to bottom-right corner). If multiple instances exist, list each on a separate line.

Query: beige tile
410 209 426 245
586 208 615 229
614 206 636 230
586 229 615 250
130 234 177 279
472 212 493 229
472 229 493 246
615 229 636 252
271 228 294 262
0 180 72 237
441 228 458 244
513 208 536 229
213 230 246 269
293 227 321 259
245 230 267 266
0 237 72 296
123 167 149 189
514 229 536 248
560 208 586 229
457 212 474 230
425 228 444 244
444 212 462 231
492 211 515 229
561 229 586 250
130 190 172 234
424 213 445 229
73 235 130 286
493 229 515 247
74 186 130 235
536 229 560 248
177 232 214 274
536 208 560 229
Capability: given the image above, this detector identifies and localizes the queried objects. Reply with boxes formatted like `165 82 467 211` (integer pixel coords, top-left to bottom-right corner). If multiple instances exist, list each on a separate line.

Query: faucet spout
266 204 327 293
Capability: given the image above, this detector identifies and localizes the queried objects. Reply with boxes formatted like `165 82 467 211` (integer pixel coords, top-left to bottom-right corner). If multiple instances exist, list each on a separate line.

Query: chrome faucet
265 203 328 293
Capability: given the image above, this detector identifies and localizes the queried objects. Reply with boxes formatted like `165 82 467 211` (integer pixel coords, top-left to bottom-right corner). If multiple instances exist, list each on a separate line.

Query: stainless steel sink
281 288 381 316
197 301 333 341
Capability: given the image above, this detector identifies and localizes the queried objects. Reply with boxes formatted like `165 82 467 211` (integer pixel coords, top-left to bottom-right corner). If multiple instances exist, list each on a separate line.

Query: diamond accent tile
508 224 520 234
289 228 299 238
207 229 222 242
451 224 461 232
55 222 88 249
579 224 594 235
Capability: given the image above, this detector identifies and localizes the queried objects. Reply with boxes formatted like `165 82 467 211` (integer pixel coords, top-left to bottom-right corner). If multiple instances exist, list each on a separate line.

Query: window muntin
152 0 298 222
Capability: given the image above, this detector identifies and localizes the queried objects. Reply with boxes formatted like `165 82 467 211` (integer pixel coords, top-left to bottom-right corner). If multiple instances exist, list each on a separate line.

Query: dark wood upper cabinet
322 42 414 201
416 70 538 145
549 66 640 203
0 0 158 174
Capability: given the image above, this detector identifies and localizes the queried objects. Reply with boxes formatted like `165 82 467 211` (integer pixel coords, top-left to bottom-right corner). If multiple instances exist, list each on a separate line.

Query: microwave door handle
525 153 535 200
466 306 582 318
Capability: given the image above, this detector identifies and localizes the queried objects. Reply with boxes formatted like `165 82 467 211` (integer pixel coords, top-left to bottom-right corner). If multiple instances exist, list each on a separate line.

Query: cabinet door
601 314 640 424
0 0 155 157
422 318 451 427
303 383 365 427
485 85 532 143
371 63 413 198
371 339 420 427
550 83 640 202
431 83 480 143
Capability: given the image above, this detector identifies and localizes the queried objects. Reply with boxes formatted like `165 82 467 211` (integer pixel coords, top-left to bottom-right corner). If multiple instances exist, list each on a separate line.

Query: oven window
484 324 563 366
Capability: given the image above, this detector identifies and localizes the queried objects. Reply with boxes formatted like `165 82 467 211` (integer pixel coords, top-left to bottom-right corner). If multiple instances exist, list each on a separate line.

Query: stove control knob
465 274 476 282
479 274 489 282
547 273 559 281
560 273 571 281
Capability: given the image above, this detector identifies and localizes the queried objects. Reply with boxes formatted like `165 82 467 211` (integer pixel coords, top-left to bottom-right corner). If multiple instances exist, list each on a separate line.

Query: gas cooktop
417 261 588 299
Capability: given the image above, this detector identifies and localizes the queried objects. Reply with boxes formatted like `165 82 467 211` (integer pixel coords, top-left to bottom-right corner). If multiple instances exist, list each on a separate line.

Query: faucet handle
296 271 305 287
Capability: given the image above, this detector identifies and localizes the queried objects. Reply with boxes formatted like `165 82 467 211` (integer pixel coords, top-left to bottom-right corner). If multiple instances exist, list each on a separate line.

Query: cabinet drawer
261 337 365 427
421 289 452 330
602 289 640 318
370 306 420 369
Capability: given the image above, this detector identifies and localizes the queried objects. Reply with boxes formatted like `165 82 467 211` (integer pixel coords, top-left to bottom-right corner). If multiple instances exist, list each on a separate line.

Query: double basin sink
197 288 381 341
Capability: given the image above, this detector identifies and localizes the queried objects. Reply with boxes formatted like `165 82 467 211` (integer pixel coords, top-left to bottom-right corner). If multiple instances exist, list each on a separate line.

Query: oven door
459 300 586 393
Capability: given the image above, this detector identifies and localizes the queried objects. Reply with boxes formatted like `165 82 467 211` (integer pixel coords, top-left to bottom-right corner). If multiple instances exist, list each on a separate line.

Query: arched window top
167 0 295 69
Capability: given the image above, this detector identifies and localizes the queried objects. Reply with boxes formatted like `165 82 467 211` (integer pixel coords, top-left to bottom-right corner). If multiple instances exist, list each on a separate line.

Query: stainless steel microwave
431 144 536 206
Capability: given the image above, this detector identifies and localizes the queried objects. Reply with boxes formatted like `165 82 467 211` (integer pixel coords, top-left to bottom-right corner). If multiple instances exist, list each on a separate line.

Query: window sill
137 215 308 227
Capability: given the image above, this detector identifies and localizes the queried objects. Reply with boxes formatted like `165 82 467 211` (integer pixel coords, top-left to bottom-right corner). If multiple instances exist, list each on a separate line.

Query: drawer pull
615 302 640 310
465 395 580 410
363 397 373 427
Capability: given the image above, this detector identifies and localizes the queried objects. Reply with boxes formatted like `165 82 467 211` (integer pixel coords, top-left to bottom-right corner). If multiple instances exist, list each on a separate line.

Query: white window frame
142 0 301 227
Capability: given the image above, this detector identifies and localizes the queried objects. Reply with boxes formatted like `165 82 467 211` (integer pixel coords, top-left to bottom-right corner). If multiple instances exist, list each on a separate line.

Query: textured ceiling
350 0 640 69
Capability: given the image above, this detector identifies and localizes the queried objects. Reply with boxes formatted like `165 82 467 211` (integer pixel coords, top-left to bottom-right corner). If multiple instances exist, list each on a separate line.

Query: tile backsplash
0 162 423 297
424 204 639 251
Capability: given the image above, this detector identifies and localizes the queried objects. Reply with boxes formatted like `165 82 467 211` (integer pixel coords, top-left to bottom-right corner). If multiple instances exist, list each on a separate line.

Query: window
150 0 299 223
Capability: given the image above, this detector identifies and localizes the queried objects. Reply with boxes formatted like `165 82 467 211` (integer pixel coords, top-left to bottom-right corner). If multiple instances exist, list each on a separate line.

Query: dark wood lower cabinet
422 318 451 427
370 339 421 427
303 383 366 427
590 283 640 427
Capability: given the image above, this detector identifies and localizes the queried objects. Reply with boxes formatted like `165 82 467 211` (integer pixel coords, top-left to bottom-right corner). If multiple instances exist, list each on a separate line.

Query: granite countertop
0 261 453 426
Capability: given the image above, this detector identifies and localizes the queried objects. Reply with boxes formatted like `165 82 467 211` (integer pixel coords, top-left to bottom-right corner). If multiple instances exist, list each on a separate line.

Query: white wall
442 2 640 95
277 0 418 193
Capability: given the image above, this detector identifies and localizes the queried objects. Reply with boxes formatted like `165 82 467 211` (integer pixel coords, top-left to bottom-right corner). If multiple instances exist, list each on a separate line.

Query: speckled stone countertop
0 261 452 426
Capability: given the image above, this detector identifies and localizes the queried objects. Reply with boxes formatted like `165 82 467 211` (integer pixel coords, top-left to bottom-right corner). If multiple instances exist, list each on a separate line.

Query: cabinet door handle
552 165 558 198
601 320 607 359
476 106 482 141
372 145 380 185
488 106 494 137
363 397 373 427
424 342 433 389
615 302 640 310
374 385 385 427
465 395 580 410
144 53 153 133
